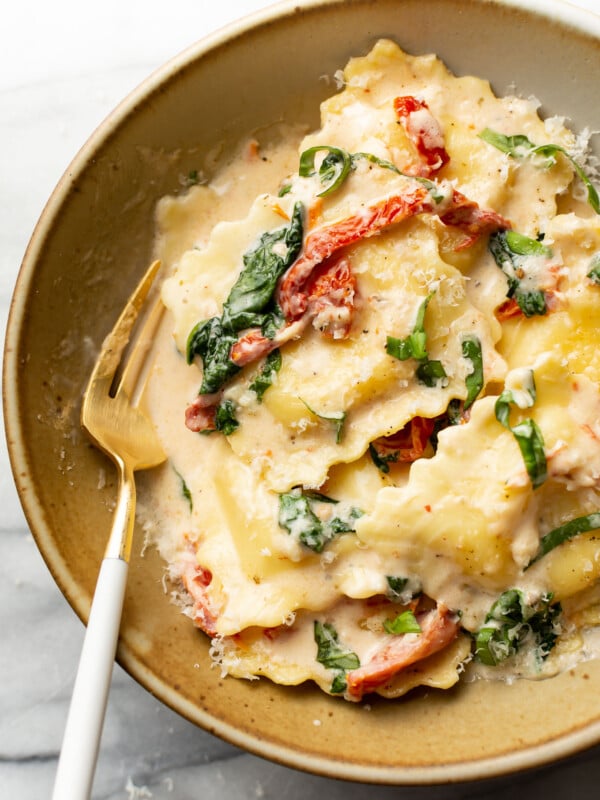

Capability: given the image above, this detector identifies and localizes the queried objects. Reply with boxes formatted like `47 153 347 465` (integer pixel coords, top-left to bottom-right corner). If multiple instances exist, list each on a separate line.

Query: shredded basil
278 488 363 553
495 373 547 489
249 349 282 401
480 128 600 214
300 398 346 443
587 253 600 285
528 511 600 566
314 620 360 694
474 589 561 667
187 203 304 395
383 610 422 635
489 230 551 317
386 293 447 387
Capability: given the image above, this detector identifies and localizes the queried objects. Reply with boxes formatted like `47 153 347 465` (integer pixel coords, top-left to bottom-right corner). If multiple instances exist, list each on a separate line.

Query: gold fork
53 260 166 800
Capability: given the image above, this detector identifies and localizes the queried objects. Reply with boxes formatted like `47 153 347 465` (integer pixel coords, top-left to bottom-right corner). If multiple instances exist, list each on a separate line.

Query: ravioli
142 40 600 701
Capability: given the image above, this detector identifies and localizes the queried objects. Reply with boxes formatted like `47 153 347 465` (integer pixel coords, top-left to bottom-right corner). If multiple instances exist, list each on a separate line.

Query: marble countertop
2 1 600 798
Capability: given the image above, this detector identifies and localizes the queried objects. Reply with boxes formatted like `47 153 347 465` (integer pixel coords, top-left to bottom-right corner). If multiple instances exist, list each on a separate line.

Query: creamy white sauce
139 41 600 700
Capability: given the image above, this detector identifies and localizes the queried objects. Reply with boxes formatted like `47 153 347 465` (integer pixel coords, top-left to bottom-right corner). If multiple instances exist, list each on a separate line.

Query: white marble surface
2 1 600 798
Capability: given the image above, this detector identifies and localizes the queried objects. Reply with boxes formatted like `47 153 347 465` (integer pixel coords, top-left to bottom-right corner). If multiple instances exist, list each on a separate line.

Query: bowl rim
4 0 600 785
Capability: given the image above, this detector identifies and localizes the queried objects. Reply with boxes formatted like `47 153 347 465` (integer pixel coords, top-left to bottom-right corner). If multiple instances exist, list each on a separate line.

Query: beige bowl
5 0 600 784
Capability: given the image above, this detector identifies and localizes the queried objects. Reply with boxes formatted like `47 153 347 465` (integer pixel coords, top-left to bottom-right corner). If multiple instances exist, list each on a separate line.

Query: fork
52 260 166 800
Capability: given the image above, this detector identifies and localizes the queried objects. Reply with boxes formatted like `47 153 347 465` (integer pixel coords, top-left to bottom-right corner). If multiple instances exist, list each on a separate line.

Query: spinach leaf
249 349 282 401
214 399 239 435
278 488 362 553
386 293 432 361
587 253 600 285
260 306 286 339
352 150 403 175
509 419 547 489
479 129 537 157
528 511 600 566
187 204 304 396
300 398 346 444
385 575 422 602
173 467 193 512
330 672 348 694
314 621 360 670
353 151 447 202
386 576 408 596
415 359 447 387
495 372 547 489
299 146 353 196
368 443 398 474
221 202 304 332
298 145 447 204
386 293 447 387
480 128 600 214
474 589 561 666
383 610 421 635
186 317 241 394
489 230 551 317
462 336 484 409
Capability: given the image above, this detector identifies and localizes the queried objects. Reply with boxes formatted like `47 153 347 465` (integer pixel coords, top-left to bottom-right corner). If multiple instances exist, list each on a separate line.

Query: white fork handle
52 557 128 800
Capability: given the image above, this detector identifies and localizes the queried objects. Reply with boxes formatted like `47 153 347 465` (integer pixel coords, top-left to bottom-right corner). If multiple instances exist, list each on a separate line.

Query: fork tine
84 259 162 392
116 290 164 405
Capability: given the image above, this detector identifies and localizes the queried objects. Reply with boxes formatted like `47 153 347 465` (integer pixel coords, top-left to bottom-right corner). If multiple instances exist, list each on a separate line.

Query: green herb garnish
186 169 202 186
213 399 239 435
528 511 600 566
480 128 600 214
368 443 398 474
587 253 600 285
385 575 421 601
415 359 447 387
383 610 422 635
475 589 561 666
494 371 547 489
173 468 193 512
298 145 447 204
221 202 304 332
299 146 353 196
187 203 304 395
489 230 551 317
386 293 447 387
300 398 346 443
278 488 362 553
249 349 282 401
186 317 240 394
462 336 484 409
314 620 360 693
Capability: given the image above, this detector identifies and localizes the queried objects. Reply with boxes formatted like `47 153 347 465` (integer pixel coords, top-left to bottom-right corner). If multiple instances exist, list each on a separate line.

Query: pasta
140 40 600 701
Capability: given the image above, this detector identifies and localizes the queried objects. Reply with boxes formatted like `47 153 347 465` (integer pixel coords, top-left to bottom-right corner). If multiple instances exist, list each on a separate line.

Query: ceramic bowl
5 0 600 784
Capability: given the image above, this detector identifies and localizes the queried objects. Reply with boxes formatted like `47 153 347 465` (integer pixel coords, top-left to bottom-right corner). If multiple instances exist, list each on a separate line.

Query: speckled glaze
4 0 600 784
